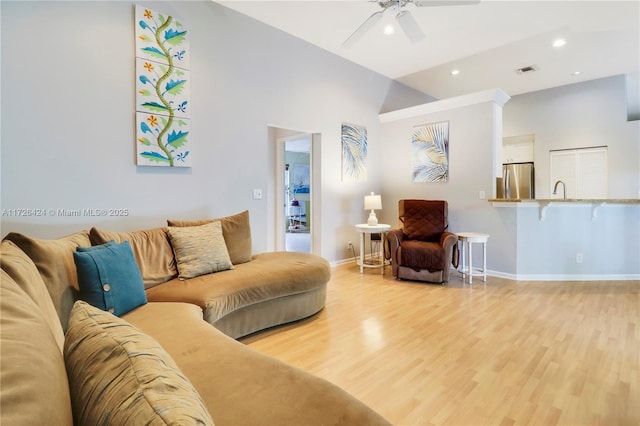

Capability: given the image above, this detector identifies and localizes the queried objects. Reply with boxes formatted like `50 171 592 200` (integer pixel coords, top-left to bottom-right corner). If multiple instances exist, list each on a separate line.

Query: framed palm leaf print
341 123 367 182
412 121 449 182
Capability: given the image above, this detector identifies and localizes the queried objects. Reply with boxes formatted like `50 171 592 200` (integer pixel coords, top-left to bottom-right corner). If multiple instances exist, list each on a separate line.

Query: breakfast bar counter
485 198 639 279
489 198 640 220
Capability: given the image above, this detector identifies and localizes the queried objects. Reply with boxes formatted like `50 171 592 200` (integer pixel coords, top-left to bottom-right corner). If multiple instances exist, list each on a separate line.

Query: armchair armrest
385 229 405 277
440 231 459 268
385 229 404 259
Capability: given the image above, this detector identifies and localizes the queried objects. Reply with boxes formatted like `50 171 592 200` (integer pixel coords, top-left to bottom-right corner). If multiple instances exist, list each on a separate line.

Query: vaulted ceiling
219 0 640 99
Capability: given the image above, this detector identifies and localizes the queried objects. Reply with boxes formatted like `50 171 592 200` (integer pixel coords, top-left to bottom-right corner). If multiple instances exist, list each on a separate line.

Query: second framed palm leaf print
412 121 449 182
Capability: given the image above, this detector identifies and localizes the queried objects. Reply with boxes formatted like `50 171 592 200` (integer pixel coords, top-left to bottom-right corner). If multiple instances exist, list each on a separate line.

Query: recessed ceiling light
450 69 460 76
552 39 566 48
383 24 395 35
571 71 582 76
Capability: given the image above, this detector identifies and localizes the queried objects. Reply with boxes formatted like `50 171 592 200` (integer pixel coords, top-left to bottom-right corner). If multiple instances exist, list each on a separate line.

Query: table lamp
364 192 382 226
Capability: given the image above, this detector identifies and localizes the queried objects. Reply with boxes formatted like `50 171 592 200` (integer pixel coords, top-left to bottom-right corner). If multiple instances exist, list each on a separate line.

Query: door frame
274 132 319 253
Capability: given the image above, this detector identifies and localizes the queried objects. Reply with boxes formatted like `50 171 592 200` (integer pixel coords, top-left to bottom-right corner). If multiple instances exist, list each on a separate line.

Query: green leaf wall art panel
136 58 190 119
341 123 368 182
412 121 449 183
136 112 191 167
135 5 190 70
135 5 191 167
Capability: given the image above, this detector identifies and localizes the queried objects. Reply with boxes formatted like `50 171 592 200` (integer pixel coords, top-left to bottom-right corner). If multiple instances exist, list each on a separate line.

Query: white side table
457 232 490 283
355 224 391 274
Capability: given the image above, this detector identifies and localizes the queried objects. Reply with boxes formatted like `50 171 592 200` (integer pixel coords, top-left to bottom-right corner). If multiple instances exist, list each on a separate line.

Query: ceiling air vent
515 65 539 75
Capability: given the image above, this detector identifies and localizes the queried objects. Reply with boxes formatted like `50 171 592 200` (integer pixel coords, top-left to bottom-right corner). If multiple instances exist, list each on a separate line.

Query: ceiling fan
342 0 481 48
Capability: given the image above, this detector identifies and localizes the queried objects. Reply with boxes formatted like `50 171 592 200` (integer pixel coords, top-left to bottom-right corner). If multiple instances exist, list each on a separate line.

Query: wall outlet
347 241 353 250
252 189 262 200
479 190 486 199
576 253 583 263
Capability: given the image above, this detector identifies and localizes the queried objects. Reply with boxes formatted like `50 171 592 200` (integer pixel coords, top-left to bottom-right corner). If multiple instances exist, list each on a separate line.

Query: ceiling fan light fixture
343 0 479 47
552 38 567 48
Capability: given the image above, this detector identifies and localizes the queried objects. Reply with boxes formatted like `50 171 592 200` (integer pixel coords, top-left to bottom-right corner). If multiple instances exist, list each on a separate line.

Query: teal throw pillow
73 241 147 316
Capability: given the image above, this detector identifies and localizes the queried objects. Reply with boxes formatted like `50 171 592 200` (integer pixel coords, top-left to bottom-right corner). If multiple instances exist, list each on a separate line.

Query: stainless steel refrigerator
497 162 535 199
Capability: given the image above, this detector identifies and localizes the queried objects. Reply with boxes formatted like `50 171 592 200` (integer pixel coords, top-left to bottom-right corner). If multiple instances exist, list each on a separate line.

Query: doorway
284 136 311 252
271 128 320 254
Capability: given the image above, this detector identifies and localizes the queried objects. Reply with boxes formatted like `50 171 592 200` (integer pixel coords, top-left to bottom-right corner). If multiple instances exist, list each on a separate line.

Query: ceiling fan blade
396 10 425 43
342 11 384 48
413 0 481 6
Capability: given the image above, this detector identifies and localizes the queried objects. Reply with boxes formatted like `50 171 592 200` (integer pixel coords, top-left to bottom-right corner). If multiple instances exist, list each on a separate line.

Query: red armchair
386 200 458 284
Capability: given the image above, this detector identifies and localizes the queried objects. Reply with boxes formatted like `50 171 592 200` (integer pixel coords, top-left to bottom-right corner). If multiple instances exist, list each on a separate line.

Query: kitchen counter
489 198 640 203
489 198 640 220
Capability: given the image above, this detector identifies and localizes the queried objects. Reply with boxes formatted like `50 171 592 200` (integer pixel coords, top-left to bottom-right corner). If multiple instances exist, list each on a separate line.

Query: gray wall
503 75 639 278
503 75 639 199
379 77 639 279
2 1 637 276
0 0 431 262
379 99 518 275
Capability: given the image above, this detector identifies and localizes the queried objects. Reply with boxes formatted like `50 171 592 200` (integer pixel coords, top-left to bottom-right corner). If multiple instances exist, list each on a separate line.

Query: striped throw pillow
167 221 233 279
64 301 214 425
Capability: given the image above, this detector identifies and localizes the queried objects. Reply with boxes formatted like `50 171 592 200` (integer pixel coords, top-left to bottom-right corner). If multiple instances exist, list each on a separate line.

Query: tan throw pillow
167 221 233 279
0 240 65 352
89 227 177 289
3 230 91 332
1 271 73 426
64 301 214 426
167 210 252 265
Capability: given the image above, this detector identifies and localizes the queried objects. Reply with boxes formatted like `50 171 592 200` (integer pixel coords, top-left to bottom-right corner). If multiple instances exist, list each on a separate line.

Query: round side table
457 232 489 283
355 224 391 274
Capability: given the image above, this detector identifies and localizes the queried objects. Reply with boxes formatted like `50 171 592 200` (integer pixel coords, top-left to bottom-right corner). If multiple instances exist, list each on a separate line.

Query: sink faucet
553 180 566 199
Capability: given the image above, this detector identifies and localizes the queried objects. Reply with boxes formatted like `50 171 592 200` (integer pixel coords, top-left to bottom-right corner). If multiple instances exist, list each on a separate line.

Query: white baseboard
460 268 640 282
332 258 356 268
493 272 640 281
332 254 384 268
332 261 640 281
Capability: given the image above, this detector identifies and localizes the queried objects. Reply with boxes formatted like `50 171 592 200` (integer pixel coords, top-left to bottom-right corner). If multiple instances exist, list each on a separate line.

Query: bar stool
457 232 489 283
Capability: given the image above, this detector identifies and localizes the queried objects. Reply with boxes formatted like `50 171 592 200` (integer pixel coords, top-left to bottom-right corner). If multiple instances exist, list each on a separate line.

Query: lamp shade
364 193 382 211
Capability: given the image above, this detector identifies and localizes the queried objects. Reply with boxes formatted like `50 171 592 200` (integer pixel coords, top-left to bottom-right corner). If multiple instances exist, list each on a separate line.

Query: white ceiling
219 0 640 99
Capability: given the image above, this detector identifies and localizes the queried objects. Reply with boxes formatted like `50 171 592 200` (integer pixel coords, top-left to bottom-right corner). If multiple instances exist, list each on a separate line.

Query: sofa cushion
146 251 329 325
0 240 65 351
167 221 233 279
73 241 147 316
0 270 73 426
89 226 178 289
399 240 445 271
3 230 91 331
64 301 214 426
167 210 252 265
124 301 391 426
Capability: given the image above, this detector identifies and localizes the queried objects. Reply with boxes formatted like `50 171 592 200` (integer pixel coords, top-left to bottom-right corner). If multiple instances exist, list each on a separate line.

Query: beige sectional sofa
0 211 390 425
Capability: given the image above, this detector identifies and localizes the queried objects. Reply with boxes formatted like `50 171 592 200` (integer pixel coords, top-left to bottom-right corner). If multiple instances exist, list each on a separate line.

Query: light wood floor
241 264 640 426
